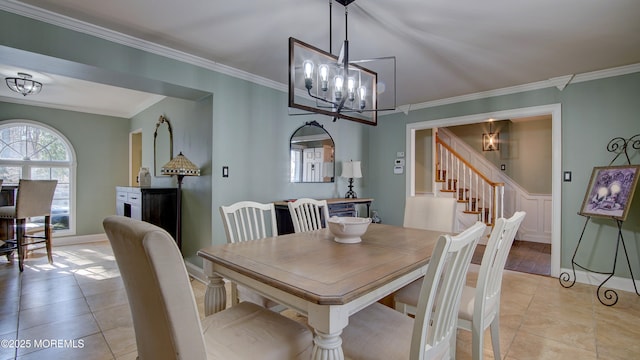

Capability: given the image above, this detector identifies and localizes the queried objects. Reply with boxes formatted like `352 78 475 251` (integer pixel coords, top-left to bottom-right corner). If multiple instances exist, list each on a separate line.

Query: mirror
290 121 335 183
154 115 174 176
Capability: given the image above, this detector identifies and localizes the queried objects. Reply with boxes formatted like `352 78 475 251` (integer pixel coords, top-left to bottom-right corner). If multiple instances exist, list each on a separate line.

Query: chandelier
289 0 396 126
5 72 43 96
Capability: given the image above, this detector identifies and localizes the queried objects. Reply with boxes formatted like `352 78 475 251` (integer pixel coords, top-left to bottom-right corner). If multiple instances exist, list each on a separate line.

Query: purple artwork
580 165 640 221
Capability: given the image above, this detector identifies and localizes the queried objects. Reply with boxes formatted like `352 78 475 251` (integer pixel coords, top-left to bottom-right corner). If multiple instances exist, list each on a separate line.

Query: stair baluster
435 132 504 226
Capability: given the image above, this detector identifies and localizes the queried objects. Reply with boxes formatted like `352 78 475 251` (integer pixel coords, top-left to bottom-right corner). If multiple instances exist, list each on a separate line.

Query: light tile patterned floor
1 241 639 359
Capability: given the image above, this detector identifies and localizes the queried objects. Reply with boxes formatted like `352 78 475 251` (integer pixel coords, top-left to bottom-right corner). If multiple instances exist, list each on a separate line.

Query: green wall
446 118 553 194
0 10 368 267
1 9 638 279
0 102 129 235
372 74 640 277
129 96 214 265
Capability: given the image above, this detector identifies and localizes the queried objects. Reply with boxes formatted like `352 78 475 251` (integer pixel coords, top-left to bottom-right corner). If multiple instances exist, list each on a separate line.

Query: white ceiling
0 64 165 118
1 0 640 118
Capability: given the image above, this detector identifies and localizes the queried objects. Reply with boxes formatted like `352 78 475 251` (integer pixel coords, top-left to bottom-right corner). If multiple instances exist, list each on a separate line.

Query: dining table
197 223 445 360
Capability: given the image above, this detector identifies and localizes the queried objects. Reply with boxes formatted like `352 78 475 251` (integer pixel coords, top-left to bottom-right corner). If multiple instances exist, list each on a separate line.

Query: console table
274 197 373 235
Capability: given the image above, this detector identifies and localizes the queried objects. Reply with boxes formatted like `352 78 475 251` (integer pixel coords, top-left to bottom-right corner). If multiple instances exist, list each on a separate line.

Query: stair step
441 189 456 193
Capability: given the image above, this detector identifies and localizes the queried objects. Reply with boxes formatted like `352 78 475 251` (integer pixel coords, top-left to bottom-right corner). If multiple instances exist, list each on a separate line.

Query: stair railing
435 132 504 226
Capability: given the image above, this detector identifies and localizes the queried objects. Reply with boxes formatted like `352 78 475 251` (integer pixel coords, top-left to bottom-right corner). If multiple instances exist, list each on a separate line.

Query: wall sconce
482 122 500 151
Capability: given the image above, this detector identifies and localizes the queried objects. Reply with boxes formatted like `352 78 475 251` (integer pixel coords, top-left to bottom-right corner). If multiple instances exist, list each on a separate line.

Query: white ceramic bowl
327 216 372 244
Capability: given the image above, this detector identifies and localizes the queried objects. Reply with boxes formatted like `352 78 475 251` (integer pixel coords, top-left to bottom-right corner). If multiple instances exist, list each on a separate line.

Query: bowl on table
327 216 372 244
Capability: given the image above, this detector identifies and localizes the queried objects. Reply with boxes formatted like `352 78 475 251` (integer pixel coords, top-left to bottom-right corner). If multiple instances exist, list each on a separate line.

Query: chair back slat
220 201 278 243
476 211 526 321
410 221 486 360
288 198 330 233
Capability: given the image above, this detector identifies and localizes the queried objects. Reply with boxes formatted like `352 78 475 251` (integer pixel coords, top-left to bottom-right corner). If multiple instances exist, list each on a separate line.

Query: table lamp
341 160 362 199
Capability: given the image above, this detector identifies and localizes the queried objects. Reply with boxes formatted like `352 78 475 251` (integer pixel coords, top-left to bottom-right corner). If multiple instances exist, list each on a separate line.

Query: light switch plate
563 171 571 182
223 166 229 177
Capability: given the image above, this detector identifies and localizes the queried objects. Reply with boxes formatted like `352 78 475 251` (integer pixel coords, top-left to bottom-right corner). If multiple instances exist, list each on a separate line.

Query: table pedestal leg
203 261 226 316
311 330 344 360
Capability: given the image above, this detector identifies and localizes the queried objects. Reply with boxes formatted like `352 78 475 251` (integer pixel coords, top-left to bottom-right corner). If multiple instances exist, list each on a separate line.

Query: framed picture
579 165 640 221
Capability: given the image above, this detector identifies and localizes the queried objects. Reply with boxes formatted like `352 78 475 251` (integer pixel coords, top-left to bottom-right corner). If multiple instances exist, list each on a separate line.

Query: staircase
435 131 504 229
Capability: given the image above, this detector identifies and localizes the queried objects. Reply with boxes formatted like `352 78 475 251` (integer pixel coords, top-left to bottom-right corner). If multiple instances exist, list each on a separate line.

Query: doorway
130 130 142 186
405 104 562 278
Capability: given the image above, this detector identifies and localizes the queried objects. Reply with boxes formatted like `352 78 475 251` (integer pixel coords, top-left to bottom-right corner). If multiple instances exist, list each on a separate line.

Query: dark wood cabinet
116 186 180 248
274 198 373 235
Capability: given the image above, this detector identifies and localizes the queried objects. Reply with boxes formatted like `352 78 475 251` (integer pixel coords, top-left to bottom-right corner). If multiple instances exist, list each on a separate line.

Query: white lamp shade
341 160 362 179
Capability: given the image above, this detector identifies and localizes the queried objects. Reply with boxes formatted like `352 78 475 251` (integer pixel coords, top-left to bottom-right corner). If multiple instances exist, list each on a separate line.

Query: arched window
0 120 76 236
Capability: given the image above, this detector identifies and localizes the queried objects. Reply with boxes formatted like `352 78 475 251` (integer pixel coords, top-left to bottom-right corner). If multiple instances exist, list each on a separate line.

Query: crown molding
1 0 638 113
399 62 640 114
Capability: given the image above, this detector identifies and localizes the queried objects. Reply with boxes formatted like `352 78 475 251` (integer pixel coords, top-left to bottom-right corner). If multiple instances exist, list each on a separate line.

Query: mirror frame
290 120 335 183
154 115 174 176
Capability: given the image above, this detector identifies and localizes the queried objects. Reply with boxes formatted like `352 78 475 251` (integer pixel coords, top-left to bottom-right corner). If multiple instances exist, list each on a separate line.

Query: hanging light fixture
5 72 43 96
482 121 500 151
289 0 396 126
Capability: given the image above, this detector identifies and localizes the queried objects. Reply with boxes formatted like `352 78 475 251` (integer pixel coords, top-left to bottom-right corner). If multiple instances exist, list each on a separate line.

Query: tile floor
473 240 552 276
1 241 639 359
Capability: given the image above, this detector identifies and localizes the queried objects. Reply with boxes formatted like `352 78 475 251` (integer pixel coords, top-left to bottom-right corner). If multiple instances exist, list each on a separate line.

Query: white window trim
0 119 78 237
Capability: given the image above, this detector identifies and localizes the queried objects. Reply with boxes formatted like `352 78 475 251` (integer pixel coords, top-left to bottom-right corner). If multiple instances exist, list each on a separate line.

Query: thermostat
394 165 404 174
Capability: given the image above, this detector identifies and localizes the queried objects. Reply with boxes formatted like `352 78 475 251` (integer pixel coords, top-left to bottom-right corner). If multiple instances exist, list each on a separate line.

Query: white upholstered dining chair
394 211 526 360
340 221 486 360
103 215 312 360
287 198 330 233
403 196 458 232
219 201 283 309
0 179 57 272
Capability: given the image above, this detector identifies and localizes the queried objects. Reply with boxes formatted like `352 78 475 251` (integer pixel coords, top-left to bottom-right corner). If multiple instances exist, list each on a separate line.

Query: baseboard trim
560 267 640 295
186 262 206 284
54 233 107 246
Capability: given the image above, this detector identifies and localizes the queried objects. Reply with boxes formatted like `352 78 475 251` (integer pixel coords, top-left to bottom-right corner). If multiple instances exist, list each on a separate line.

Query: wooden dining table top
198 223 444 305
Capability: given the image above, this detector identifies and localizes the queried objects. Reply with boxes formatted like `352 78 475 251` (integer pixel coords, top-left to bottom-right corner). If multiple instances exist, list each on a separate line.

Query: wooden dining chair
103 215 313 360
219 201 283 309
287 198 330 233
403 196 458 232
394 212 526 360
0 179 57 271
340 221 486 360
457 211 526 360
